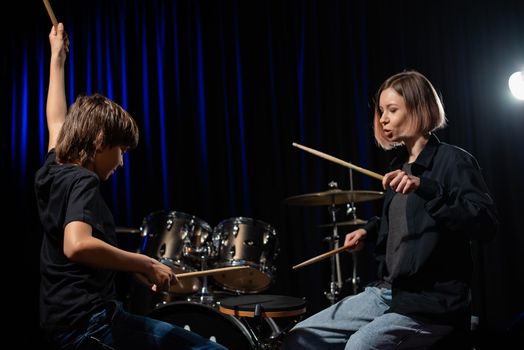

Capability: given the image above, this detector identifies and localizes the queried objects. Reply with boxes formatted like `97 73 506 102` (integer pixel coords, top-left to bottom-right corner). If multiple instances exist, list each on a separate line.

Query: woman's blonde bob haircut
373 70 447 150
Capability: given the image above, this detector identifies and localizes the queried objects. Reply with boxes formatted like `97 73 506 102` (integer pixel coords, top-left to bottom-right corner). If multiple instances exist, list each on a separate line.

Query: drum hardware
317 200 368 228
178 265 253 306
326 181 343 304
347 260 361 296
179 264 252 305
286 142 384 304
188 256 215 305
287 142 386 300
285 178 383 303
346 168 362 296
284 181 347 304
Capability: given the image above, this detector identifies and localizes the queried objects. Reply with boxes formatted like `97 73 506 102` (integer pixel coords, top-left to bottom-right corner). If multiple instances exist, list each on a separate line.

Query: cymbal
284 189 384 206
318 218 367 228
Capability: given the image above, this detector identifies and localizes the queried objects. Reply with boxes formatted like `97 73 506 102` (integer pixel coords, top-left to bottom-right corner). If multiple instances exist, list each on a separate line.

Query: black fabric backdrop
2 0 523 346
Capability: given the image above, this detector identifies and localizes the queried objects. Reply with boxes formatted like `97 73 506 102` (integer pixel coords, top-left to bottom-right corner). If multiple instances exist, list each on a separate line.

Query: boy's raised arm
46 23 68 151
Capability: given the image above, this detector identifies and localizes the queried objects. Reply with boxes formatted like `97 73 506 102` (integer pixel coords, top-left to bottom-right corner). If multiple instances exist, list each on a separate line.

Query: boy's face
92 145 124 180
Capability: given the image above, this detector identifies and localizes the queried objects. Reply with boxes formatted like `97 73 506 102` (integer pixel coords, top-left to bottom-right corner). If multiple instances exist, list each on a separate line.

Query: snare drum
212 217 279 293
218 294 307 348
218 294 306 319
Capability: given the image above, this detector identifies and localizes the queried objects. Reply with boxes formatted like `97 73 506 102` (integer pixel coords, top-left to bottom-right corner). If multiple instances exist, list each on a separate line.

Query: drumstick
292 142 384 181
176 265 251 279
293 245 354 270
43 0 58 26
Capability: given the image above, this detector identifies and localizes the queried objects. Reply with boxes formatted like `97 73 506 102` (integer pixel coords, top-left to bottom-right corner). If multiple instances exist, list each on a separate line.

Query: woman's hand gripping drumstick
293 228 367 270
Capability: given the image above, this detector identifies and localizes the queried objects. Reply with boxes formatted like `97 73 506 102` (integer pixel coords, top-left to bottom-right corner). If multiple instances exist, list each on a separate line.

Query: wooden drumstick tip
292 245 353 270
43 0 59 26
291 141 384 181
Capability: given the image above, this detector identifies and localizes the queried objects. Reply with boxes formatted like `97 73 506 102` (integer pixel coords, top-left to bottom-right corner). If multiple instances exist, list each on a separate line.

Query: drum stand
324 182 343 305
323 177 362 304
344 202 361 296
188 256 215 305
346 169 360 295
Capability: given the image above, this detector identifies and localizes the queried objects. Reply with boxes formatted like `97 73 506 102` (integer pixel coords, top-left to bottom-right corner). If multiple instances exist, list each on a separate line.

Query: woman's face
378 87 412 143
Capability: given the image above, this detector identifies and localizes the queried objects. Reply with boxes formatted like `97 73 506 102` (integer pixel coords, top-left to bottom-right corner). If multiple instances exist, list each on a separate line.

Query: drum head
212 262 271 293
148 302 256 350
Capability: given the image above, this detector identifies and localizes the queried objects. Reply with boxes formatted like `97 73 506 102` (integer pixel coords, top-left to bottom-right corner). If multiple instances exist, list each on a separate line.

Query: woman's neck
404 134 429 163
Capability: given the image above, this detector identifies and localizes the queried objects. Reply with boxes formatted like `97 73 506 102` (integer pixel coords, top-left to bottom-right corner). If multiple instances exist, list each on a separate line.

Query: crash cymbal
284 189 384 206
318 218 367 228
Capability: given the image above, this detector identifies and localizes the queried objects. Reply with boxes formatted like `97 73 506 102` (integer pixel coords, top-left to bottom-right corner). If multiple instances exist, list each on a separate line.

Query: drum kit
125 211 296 349
119 143 384 349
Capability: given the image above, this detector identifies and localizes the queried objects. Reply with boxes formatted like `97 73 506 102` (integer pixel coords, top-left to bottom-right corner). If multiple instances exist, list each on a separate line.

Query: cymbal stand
324 182 343 304
346 168 360 295
346 168 358 222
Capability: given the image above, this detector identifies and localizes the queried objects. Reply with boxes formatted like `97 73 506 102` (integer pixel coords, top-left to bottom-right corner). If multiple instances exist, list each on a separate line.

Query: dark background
2 0 523 347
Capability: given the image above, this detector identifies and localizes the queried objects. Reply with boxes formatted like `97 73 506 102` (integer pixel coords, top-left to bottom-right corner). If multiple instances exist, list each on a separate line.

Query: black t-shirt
35 150 117 331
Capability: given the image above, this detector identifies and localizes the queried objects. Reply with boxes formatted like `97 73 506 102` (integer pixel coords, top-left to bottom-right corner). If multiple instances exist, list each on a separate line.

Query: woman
281 70 498 349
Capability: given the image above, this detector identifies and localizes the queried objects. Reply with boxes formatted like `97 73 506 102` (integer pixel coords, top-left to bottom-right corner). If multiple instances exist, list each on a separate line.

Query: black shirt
364 134 499 326
35 150 117 331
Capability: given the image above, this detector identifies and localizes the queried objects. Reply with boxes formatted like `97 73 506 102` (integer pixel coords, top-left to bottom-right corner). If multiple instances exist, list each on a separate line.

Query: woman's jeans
49 301 227 350
281 287 453 350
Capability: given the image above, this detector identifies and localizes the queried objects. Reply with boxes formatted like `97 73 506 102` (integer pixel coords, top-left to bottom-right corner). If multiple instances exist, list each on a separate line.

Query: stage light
508 71 524 100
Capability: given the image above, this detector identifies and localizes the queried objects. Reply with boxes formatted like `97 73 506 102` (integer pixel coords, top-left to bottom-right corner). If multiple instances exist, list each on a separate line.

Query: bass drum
147 301 279 350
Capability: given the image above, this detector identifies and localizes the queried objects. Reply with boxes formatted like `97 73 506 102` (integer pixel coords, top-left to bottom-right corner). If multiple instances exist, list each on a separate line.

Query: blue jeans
49 301 227 350
280 287 453 350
